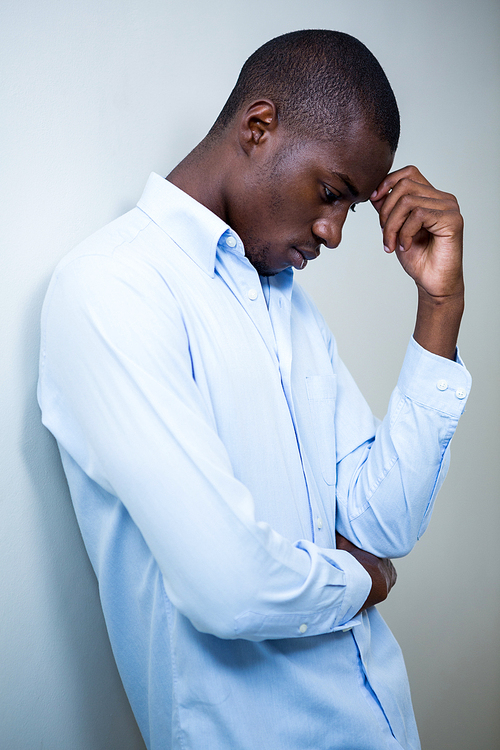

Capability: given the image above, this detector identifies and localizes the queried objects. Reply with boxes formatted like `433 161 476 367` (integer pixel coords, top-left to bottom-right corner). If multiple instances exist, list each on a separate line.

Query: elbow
358 526 419 560
380 526 421 559
169 577 259 641
189 611 239 640
387 539 416 560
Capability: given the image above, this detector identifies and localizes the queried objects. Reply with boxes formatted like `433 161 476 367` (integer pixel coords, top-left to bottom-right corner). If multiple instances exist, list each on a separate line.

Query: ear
238 100 279 154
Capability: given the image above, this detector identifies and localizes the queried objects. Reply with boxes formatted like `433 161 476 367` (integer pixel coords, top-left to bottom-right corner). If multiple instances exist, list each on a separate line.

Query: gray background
1 1 498 748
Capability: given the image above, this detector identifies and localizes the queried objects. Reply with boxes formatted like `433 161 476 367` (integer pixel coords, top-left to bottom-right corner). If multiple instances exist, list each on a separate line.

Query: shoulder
41 210 189 355
47 207 181 307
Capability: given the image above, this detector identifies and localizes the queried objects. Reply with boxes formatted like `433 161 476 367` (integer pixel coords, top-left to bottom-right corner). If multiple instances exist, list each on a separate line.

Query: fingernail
399 244 405 252
384 245 391 253
371 190 378 199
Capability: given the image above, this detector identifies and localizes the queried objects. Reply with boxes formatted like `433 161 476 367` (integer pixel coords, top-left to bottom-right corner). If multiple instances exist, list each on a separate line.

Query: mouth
289 247 320 270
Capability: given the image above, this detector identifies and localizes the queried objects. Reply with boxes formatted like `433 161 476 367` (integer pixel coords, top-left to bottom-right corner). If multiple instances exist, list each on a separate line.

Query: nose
311 215 345 249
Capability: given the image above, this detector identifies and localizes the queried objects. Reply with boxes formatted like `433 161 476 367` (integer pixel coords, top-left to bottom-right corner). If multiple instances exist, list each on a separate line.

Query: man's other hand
335 532 397 612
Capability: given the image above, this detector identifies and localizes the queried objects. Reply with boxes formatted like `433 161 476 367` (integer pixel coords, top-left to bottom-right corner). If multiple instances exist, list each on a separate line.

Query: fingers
371 164 433 206
385 197 459 254
382 558 397 592
371 166 460 253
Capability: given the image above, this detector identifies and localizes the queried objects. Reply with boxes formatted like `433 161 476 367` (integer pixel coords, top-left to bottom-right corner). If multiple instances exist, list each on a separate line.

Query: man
38 30 470 750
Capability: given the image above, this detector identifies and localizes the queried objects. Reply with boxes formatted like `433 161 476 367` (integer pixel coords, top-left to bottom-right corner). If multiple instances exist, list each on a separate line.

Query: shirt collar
137 172 233 277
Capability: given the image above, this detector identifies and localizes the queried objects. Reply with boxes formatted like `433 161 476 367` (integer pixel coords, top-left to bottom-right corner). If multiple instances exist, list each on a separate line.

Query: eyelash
324 186 339 204
324 187 356 212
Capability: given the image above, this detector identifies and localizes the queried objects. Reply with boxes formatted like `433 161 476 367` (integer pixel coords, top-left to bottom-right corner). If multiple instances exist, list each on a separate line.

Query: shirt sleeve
38 252 372 642
331 334 471 558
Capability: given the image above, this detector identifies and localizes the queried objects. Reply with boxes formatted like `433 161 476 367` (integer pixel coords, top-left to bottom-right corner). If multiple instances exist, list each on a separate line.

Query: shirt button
247 289 258 300
316 517 323 530
225 235 237 247
455 388 467 399
299 623 308 634
436 379 448 391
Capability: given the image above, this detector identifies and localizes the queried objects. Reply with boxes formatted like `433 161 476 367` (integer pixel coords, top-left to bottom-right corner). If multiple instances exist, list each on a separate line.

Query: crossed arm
336 532 397 611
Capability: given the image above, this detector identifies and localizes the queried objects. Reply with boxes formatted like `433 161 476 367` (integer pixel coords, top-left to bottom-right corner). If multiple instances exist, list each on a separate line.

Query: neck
167 135 231 222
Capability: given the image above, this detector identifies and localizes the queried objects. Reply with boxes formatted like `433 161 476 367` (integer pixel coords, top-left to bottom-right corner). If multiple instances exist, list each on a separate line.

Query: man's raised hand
370 165 464 360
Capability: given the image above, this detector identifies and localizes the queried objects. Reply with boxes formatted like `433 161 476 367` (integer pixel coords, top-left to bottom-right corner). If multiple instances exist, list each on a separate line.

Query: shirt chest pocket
305 375 337 486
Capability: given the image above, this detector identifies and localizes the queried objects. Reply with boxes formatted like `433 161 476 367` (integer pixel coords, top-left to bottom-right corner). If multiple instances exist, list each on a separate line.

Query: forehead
280 127 394 199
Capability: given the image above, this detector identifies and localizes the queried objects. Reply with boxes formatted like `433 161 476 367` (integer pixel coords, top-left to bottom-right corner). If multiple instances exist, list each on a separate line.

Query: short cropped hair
211 29 400 153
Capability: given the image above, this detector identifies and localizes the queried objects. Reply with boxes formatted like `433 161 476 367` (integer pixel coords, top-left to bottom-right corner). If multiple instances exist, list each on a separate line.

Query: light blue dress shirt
38 173 471 749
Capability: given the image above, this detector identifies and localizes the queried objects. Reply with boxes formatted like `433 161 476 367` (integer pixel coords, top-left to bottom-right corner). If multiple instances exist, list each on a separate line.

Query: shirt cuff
232 548 372 641
326 548 372 631
397 337 471 417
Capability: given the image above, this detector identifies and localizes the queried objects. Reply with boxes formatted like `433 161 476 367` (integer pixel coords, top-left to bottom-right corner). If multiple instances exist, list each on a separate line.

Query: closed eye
324 186 341 204
324 186 357 212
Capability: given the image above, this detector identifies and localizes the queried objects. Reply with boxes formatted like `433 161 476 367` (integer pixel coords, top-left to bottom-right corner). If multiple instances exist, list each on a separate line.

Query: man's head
209 29 400 154
170 30 398 276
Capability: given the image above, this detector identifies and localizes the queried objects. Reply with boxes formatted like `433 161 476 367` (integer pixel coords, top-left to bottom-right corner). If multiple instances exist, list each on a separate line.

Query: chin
246 254 282 277
257 268 282 277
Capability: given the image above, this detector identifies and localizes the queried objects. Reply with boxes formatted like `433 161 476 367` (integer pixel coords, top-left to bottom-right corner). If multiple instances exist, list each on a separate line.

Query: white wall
1 1 498 748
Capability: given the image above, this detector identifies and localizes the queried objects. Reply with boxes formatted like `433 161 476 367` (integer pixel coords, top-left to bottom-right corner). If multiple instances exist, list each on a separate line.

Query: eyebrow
328 171 360 199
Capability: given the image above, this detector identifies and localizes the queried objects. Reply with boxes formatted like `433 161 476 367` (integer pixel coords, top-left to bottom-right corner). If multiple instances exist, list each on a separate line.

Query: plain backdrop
1 1 499 748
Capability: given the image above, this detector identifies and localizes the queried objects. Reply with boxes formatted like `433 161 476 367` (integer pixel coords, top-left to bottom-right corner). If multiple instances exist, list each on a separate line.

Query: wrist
416 276 464 306
414 284 464 360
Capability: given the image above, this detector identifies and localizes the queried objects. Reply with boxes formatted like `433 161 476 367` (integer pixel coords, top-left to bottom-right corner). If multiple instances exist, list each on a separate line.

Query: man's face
225 123 394 276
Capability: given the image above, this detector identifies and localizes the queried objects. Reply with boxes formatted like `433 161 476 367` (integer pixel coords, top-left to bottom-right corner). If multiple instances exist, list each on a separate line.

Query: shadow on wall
17 279 146 750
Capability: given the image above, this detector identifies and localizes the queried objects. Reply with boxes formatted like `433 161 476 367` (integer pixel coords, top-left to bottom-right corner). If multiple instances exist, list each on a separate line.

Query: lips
289 248 307 270
289 247 320 270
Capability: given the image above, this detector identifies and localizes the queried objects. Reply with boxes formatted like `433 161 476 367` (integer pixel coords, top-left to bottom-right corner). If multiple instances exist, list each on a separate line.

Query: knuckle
399 192 414 206
442 192 460 210
400 176 420 194
404 165 420 178
412 205 427 218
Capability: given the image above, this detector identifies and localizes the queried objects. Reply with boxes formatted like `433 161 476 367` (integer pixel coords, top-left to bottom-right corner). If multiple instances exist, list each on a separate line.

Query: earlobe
239 100 279 154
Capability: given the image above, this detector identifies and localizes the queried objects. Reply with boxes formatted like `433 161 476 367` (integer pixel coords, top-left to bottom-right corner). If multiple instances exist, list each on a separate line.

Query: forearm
335 337 471 558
